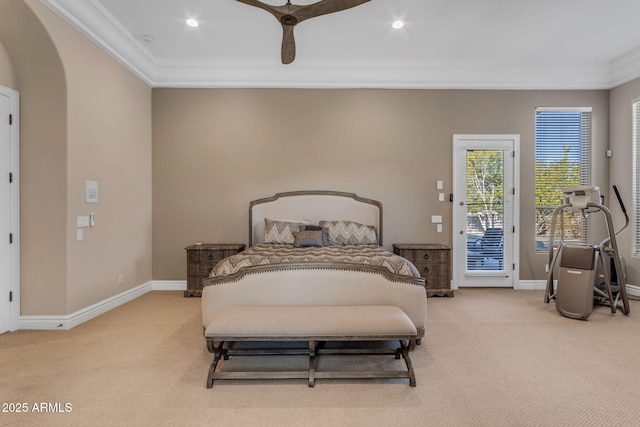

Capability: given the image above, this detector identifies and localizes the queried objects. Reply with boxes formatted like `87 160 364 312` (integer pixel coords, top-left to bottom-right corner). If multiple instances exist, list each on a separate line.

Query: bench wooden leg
206 341 227 389
400 342 417 387
308 340 316 387
206 352 221 389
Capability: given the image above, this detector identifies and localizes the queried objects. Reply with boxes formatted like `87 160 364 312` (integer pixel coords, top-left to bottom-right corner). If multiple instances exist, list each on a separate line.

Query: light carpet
1 289 639 427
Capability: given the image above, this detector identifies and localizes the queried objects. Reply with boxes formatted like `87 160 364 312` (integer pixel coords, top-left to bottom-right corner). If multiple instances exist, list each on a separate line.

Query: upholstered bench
204 305 418 388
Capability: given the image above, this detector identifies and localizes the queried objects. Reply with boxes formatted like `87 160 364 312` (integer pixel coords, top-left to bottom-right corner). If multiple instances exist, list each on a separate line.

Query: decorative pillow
318 220 378 245
293 230 324 248
263 219 307 244
302 225 330 246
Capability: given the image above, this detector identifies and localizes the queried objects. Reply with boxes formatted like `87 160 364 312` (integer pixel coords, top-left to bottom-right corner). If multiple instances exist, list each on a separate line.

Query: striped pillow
318 220 378 246
264 219 307 244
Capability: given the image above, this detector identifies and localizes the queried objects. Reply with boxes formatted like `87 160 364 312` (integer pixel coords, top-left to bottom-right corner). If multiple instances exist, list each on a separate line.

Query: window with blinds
535 107 592 250
633 99 640 256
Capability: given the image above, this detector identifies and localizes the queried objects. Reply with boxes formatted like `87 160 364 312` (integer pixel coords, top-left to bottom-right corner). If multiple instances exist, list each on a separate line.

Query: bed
201 190 427 340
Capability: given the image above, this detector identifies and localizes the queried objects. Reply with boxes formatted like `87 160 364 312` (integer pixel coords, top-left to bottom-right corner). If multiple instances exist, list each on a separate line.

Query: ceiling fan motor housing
280 15 298 26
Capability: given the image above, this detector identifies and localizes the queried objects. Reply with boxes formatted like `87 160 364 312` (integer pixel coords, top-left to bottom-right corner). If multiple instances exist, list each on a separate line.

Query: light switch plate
85 180 98 203
76 229 83 241
439 193 445 202
431 215 442 224
77 216 90 228
436 180 443 190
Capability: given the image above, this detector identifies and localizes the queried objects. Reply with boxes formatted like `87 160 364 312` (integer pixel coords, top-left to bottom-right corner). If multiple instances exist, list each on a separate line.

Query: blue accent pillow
293 230 324 247
302 225 330 246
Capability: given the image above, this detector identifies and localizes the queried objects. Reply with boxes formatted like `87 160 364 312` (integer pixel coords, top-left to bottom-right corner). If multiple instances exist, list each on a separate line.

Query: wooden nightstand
392 244 452 297
185 243 245 297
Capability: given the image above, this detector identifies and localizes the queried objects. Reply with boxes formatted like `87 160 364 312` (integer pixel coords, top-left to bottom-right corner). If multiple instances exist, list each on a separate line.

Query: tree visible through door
465 150 505 271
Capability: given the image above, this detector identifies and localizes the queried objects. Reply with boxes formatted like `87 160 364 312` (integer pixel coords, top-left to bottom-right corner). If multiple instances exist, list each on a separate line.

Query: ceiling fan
235 0 371 64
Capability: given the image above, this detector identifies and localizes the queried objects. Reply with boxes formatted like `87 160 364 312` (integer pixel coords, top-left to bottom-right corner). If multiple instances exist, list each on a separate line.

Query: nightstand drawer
200 251 224 273
408 249 449 265
412 262 449 277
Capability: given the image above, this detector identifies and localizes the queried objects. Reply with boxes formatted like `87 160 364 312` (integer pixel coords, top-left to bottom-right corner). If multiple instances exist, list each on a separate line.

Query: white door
0 86 19 334
452 135 519 288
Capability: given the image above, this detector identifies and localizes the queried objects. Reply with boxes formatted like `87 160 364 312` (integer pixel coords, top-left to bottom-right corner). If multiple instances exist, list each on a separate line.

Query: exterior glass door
453 135 519 288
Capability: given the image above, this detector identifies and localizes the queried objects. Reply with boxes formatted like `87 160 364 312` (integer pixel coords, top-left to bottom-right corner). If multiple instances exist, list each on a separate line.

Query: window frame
632 98 640 256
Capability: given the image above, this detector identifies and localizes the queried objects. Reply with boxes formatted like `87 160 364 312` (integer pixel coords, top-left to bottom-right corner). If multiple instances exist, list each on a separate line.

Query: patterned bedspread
210 244 421 278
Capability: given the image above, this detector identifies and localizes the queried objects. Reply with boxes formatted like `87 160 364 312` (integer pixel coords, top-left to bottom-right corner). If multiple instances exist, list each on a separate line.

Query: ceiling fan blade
235 0 287 20
281 25 296 64
295 0 371 22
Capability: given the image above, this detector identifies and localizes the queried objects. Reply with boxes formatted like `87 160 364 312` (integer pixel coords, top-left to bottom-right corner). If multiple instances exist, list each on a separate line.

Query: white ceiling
41 0 640 89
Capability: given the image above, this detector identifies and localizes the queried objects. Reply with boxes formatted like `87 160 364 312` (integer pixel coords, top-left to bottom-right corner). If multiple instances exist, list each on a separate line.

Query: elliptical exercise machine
544 185 630 320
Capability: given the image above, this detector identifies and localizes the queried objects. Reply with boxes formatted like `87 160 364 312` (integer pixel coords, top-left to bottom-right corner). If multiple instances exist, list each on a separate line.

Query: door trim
1 85 19 332
451 134 520 289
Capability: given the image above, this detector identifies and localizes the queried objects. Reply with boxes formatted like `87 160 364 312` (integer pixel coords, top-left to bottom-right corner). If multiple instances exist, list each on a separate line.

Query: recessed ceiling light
186 18 199 28
392 20 404 29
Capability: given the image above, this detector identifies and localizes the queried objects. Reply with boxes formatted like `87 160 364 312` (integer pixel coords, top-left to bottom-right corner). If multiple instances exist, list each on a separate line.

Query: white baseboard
453 280 549 291
515 280 547 290
516 280 640 299
152 280 187 291
627 284 640 298
19 281 154 330
18 281 188 330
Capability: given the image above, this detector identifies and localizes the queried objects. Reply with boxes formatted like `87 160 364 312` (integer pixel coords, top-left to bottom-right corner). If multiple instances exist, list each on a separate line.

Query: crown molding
40 0 640 90
150 60 614 90
41 0 157 85
610 46 640 89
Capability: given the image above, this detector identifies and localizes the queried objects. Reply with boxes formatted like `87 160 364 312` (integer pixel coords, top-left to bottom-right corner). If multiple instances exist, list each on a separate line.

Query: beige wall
31 1 153 313
0 0 152 316
0 0 69 315
152 88 609 281
0 39 17 89
610 76 640 285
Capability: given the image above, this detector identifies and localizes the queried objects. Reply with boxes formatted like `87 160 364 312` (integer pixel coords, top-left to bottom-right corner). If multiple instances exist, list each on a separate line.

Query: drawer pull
423 253 430 260
423 266 430 274
208 254 214 261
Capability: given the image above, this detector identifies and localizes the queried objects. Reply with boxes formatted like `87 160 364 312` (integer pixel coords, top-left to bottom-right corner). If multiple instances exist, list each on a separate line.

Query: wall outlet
118 274 124 285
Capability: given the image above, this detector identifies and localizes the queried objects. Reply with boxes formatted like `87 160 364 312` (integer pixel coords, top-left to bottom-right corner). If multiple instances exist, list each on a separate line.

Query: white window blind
535 107 592 250
632 99 640 255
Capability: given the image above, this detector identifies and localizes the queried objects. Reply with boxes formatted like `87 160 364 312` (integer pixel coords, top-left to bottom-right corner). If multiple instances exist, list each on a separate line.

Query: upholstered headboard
249 191 383 246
